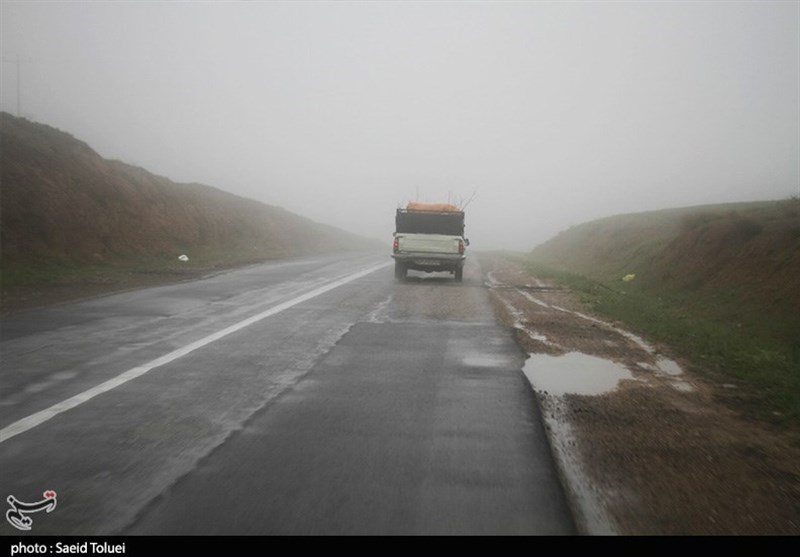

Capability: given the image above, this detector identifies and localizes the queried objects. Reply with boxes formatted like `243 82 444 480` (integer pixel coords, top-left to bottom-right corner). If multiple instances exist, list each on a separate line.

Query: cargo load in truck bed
396 203 465 236
405 202 462 213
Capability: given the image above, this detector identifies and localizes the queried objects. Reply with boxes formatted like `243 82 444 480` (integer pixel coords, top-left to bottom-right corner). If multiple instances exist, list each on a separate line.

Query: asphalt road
0 252 575 535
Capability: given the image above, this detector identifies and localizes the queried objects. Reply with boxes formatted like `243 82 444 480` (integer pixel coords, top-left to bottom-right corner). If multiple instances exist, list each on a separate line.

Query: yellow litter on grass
622 274 636 282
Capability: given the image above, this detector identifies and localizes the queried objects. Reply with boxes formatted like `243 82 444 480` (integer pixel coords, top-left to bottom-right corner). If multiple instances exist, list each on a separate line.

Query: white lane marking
0 261 391 443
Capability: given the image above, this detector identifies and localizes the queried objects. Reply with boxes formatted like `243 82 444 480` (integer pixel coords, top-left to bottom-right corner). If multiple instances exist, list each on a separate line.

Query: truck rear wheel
394 261 407 281
454 267 463 282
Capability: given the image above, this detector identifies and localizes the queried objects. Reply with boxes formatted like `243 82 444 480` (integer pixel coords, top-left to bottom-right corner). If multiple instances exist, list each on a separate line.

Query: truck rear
392 203 468 282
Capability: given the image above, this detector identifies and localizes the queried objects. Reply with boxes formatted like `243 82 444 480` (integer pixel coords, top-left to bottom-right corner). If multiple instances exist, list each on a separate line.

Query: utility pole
15 54 20 116
2 54 31 117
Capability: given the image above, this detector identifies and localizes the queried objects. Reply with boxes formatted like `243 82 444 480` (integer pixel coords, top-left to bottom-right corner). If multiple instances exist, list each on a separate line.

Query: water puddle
523 352 633 396
485 271 502 288
497 296 525 325
22 371 80 395
671 381 695 392
51 371 79 381
365 295 393 323
525 330 552 344
655 357 683 376
518 290 551 309
463 355 512 368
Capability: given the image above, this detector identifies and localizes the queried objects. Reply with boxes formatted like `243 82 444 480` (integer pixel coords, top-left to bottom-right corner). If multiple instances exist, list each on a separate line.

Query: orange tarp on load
406 202 462 213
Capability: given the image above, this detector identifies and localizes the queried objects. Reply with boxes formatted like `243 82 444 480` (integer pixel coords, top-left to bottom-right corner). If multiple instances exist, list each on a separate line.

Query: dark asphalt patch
126 321 576 535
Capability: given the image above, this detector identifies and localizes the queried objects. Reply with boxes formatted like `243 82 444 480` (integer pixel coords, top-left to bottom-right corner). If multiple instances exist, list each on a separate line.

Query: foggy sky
2 1 798 250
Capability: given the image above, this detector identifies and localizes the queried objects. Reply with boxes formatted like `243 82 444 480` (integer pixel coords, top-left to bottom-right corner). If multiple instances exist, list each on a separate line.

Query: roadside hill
528 200 800 427
531 199 800 348
0 112 379 302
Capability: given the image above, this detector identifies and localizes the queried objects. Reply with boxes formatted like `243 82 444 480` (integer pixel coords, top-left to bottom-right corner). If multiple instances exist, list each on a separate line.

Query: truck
391 202 469 282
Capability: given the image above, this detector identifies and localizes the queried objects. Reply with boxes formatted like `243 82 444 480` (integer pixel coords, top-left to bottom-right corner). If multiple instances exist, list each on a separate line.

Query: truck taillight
458 239 465 255
393 237 399 253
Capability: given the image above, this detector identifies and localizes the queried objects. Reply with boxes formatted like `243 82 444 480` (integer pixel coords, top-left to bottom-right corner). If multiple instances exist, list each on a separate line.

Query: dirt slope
1 112 376 271
532 200 800 339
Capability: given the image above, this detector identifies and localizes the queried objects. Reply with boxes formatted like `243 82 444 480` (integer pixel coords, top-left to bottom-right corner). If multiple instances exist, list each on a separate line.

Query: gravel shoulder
481 254 800 535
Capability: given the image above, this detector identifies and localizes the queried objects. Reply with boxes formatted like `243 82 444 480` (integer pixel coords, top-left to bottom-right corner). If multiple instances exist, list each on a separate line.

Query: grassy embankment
513 199 800 427
0 244 288 292
0 112 380 307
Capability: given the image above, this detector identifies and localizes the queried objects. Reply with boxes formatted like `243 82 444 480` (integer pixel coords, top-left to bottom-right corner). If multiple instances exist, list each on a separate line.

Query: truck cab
392 203 468 282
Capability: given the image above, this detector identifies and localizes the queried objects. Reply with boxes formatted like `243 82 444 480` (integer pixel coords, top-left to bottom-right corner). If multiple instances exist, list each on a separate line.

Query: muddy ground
481 254 800 535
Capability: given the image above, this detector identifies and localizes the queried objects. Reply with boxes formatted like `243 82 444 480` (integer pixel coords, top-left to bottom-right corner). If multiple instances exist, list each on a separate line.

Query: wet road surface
0 253 574 535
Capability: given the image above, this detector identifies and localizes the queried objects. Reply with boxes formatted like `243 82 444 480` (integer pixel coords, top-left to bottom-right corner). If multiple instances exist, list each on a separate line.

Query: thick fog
2 1 798 250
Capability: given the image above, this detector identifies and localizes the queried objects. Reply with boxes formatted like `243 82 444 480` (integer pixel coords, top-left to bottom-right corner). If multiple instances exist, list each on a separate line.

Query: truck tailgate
397 234 460 254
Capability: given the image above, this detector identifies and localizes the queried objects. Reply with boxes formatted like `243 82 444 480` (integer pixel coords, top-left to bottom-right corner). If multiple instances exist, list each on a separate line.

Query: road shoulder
482 254 800 535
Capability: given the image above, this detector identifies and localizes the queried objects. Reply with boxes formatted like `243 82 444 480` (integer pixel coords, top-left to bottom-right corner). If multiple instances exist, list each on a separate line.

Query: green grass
503 253 800 428
0 243 293 292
